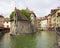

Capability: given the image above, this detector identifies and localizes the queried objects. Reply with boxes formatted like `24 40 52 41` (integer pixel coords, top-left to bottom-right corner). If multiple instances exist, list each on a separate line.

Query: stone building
10 8 32 35
0 15 4 28
26 8 37 32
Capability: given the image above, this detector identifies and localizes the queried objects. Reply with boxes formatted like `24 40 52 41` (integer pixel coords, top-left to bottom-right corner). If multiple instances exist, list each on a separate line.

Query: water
0 31 57 48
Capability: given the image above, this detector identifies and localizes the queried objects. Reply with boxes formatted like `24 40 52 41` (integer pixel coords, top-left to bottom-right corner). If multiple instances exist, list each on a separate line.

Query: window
31 14 34 19
15 13 16 16
58 13 60 16
15 20 16 23
54 19 56 21
57 15 60 22
7 25 9 28
38 21 40 23
7 22 8 23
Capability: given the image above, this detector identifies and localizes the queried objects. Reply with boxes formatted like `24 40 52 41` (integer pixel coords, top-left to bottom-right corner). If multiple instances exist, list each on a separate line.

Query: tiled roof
36 18 41 21
4 18 10 22
48 14 51 16
15 8 29 21
0 15 4 18
51 9 59 15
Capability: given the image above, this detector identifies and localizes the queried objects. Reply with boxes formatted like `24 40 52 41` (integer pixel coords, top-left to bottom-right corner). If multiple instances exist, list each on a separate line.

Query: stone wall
17 21 32 34
0 18 4 27
10 20 32 35
10 21 16 34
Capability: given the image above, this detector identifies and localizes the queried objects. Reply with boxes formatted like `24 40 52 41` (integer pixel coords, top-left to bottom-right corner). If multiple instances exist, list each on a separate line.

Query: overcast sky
0 0 60 18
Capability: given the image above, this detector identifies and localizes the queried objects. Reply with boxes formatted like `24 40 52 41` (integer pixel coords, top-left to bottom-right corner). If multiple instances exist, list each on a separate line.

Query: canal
0 31 57 48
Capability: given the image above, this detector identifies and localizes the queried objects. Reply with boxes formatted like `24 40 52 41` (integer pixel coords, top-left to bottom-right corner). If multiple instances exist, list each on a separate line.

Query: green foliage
10 9 31 20
20 9 31 20
10 12 14 19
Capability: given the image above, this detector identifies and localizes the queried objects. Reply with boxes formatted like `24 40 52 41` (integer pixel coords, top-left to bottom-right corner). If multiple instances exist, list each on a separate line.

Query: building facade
36 18 41 31
41 20 47 30
30 13 37 32
51 8 60 30
0 15 4 28
3 18 10 28
10 8 32 35
56 9 60 27
47 14 52 30
40 17 47 30
26 8 37 32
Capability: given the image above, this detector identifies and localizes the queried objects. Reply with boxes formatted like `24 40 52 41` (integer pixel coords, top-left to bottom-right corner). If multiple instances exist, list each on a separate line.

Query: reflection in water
10 34 36 48
2 33 11 48
0 31 57 48
36 31 57 48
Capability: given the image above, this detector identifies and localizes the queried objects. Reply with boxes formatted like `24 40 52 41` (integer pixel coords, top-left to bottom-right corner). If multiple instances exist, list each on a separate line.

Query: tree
10 9 31 20
10 12 14 19
20 9 31 20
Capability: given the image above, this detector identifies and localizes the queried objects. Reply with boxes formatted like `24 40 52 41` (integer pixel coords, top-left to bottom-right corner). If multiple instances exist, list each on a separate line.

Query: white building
3 18 10 28
4 22 10 28
40 17 47 30
26 8 37 32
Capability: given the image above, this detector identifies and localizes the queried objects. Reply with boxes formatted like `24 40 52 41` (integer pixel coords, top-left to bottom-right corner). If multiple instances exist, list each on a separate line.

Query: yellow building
36 18 41 31
51 8 60 30
56 9 60 27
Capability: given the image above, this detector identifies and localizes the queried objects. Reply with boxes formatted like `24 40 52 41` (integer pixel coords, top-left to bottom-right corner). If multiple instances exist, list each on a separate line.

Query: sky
0 0 60 18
